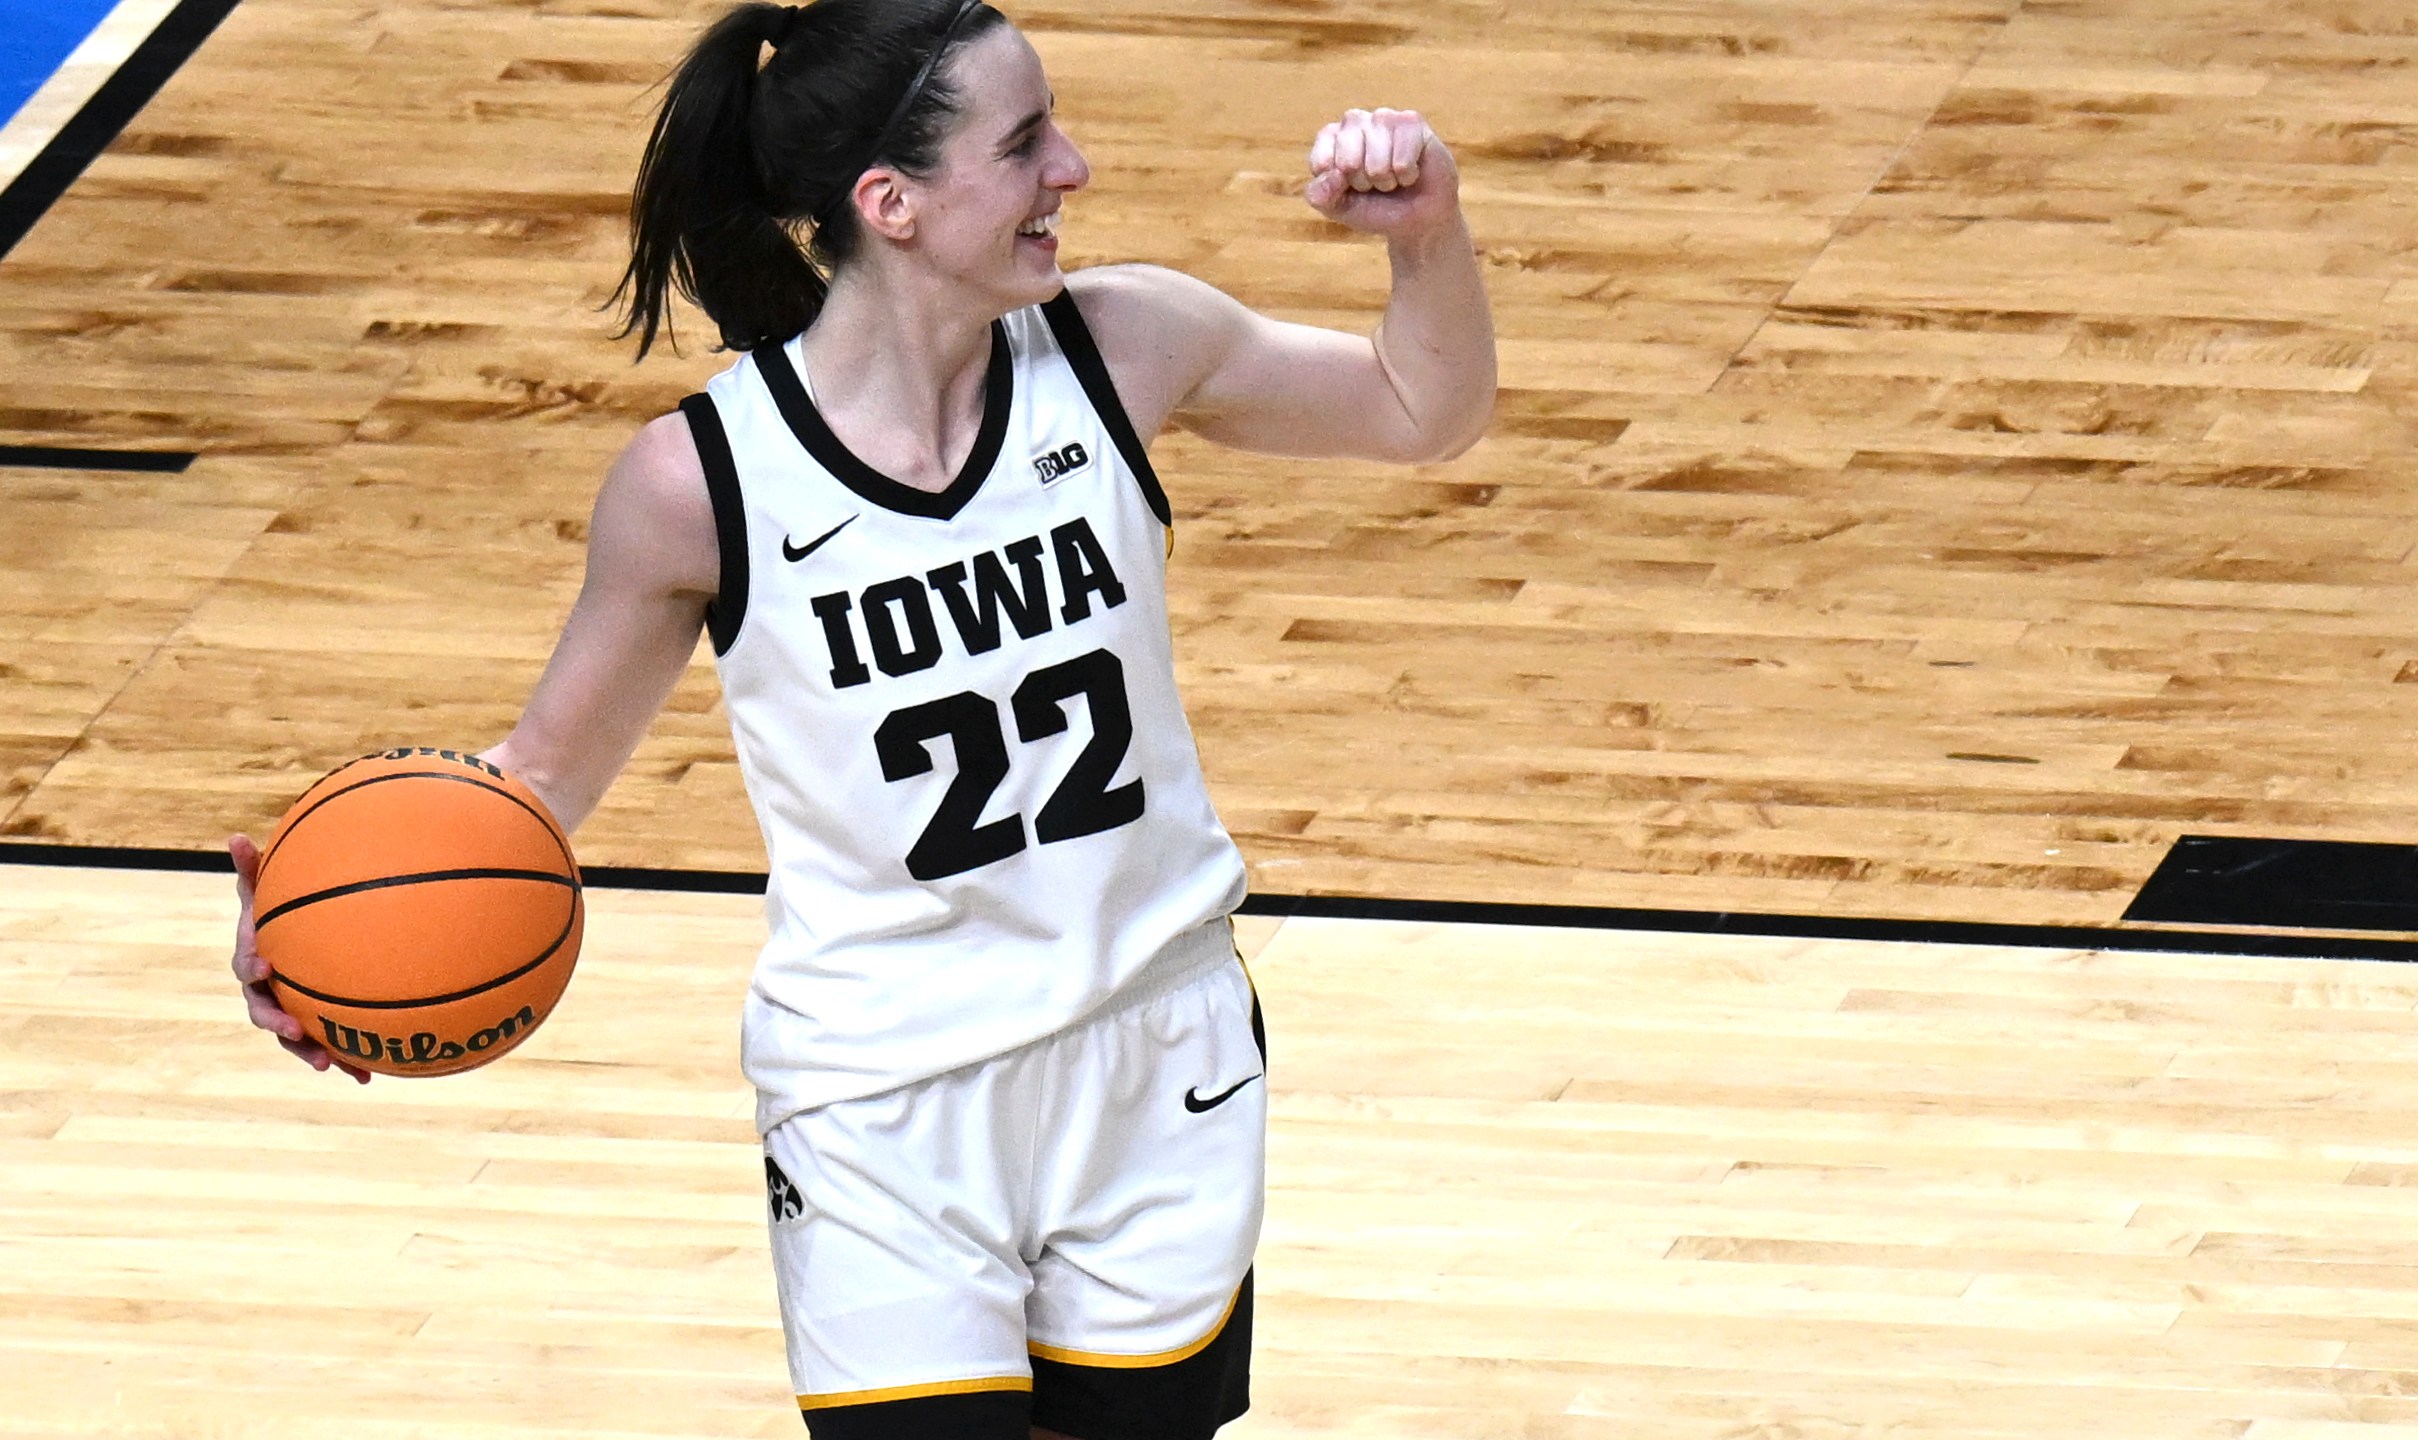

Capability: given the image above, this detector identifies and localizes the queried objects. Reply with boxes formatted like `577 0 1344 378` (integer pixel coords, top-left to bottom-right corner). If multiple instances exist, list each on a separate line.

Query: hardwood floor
8 3 2418 1432
4 0 2416 924
11 866 2418 1439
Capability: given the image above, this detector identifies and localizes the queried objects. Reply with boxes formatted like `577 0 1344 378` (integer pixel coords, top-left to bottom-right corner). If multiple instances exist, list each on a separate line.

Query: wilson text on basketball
319 1005 539 1068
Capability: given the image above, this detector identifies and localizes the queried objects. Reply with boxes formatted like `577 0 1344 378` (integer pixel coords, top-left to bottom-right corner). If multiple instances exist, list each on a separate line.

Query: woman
231 1 1493 1435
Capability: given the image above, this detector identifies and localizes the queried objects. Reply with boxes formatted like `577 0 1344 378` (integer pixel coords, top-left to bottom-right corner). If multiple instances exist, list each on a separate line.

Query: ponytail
613 0 1004 360
614 4 819 359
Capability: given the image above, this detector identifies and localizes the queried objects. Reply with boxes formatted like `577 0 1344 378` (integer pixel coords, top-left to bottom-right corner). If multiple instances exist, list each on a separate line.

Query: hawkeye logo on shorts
1032 441 1088 485
766 1157 804 1222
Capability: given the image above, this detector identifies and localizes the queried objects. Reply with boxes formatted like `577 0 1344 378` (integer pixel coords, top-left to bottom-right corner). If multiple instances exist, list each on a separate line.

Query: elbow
1424 419 1489 464
1382 424 1484 467
1403 390 1496 465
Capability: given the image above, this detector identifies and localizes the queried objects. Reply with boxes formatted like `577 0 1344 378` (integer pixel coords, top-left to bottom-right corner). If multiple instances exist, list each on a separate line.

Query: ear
852 168 919 243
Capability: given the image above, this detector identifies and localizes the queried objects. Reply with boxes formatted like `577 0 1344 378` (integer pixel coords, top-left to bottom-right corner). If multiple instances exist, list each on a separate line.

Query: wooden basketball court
7 0 2418 1435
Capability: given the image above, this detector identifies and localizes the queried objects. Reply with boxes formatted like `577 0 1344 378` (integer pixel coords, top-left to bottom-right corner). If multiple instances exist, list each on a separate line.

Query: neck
801 264 1000 452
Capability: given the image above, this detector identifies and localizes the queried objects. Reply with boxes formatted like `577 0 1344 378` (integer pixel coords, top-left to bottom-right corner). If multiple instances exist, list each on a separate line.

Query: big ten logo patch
1032 441 1088 485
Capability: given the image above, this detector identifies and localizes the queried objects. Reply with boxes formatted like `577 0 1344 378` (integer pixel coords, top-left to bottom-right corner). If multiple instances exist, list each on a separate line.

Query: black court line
1237 892 2418 963
0 0 245 262
1 842 233 874
0 445 196 472
2126 835 2418 933
583 863 765 893
8 840 2418 962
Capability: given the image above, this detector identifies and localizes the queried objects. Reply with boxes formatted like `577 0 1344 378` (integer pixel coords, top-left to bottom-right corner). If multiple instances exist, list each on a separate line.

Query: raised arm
230 412 718 1078
1071 108 1496 464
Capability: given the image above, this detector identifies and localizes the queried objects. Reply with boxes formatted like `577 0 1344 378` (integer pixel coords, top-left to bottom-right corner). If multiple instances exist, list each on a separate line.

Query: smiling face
884 24 1090 312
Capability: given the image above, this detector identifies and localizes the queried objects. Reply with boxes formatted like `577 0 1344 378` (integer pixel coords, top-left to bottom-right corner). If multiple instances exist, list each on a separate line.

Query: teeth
1018 212 1060 237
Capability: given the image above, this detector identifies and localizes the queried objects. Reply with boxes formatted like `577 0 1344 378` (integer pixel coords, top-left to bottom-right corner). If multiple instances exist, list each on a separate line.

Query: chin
1008 264 1063 307
965 240 1063 314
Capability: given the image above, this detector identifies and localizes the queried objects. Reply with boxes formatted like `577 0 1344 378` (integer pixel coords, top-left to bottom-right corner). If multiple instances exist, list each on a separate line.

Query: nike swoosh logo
1183 1074 1263 1113
782 516 856 564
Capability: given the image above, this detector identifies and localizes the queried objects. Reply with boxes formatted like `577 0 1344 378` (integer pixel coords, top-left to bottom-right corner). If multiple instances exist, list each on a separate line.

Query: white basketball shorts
762 935 1265 1440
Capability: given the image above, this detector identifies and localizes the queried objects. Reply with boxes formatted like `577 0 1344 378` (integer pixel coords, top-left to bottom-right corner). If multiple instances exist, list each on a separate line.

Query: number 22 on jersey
875 647 1144 881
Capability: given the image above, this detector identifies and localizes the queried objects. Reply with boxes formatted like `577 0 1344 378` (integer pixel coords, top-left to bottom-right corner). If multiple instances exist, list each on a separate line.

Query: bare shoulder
592 409 718 598
1062 264 1250 438
1064 262 1247 357
616 409 708 498
1065 260 1225 313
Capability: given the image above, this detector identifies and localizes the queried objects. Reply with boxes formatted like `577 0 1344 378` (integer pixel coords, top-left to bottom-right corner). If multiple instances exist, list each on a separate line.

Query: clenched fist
1306 108 1461 242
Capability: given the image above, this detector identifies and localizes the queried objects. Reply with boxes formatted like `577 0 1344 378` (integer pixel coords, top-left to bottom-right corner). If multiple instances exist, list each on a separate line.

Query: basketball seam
257 761 418 873
257 764 576 887
254 866 577 930
255 756 388 875
270 891 583 1011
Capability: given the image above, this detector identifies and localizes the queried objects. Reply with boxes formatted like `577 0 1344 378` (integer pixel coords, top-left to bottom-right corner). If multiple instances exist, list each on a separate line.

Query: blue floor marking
0 0 123 128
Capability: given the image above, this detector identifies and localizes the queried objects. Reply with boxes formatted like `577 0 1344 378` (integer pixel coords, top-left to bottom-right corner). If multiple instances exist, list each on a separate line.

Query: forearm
1373 213 1496 461
481 730 608 838
480 643 692 837
466 408 717 841
478 593 705 837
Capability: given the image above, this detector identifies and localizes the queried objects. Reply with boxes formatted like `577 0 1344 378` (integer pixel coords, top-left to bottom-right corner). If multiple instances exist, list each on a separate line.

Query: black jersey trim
679 393 750 656
1041 288 1173 529
755 326 1012 522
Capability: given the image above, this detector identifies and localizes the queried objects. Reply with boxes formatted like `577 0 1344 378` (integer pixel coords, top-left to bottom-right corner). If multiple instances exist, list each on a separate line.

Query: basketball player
229 1 1494 1435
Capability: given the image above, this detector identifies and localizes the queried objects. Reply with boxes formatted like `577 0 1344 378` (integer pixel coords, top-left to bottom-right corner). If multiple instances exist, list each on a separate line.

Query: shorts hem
1027 1270 1254 1440
798 1374 1033 1409
1027 1283 1244 1369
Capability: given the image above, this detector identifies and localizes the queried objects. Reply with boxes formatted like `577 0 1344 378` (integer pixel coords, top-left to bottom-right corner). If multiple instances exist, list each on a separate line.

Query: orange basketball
251 746 584 1077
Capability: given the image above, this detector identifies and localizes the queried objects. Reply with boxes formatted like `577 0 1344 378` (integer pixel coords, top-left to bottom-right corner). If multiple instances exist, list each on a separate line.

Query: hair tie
803 0 981 231
859 0 981 166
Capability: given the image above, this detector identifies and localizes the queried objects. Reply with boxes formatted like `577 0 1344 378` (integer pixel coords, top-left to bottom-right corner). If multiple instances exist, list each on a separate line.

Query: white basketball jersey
682 291 1249 1130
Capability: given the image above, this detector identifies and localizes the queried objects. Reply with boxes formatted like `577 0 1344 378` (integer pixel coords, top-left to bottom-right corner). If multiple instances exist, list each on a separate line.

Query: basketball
250 746 585 1077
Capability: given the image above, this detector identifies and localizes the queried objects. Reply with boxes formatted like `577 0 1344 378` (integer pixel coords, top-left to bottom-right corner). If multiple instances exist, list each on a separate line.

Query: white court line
0 0 183 193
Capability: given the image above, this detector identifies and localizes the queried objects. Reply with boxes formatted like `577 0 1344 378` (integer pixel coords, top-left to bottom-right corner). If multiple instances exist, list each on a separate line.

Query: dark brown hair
613 0 1005 359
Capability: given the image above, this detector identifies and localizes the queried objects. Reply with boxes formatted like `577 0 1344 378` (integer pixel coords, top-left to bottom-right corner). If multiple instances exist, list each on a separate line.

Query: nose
1045 122 1089 193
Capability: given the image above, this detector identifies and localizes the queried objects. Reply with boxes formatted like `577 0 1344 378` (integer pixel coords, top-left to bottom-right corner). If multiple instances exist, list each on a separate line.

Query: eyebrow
998 92 1054 151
